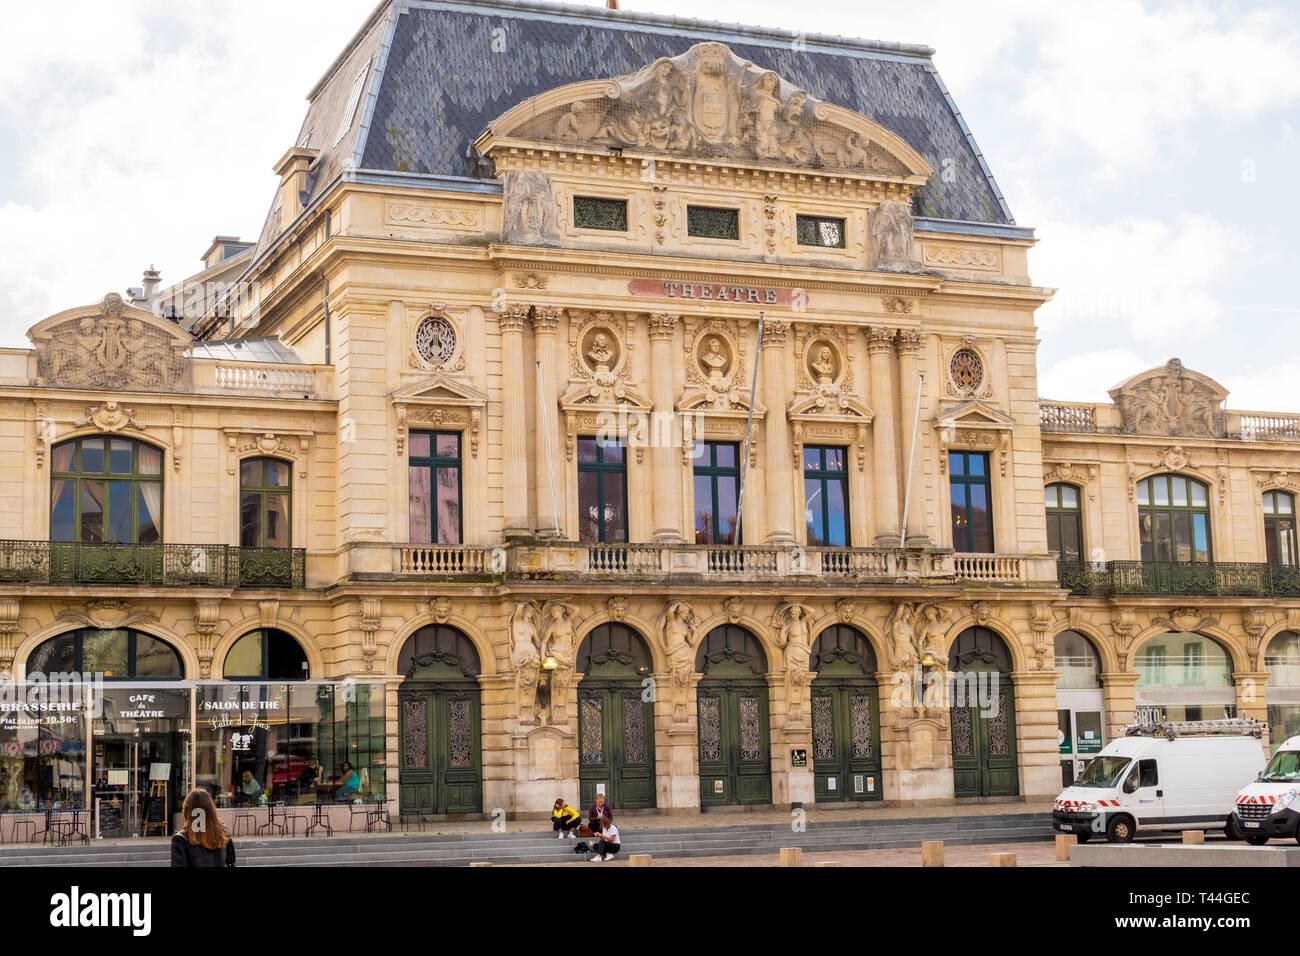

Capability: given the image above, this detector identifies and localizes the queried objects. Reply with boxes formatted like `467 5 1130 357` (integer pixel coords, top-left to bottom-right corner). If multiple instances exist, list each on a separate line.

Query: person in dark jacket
587 792 613 833
171 788 236 868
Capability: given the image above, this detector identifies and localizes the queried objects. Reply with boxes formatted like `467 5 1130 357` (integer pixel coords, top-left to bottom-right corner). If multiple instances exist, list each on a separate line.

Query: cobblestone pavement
514 840 1064 867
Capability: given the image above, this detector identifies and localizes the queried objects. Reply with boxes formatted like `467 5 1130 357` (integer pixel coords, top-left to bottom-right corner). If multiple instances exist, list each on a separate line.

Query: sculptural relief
509 602 542 725
659 601 702 724
501 170 560 247
774 603 814 724
33 293 191 391
541 601 579 726
869 201 920 273
1110 359 1226 438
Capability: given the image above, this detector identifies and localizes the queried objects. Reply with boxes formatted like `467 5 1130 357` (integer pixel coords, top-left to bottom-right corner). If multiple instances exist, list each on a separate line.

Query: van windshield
1076 755 1132 788
1261 750 1300 783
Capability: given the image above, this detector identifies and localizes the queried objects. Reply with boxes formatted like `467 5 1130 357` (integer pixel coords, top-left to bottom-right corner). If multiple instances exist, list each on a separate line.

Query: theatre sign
628 278 805 308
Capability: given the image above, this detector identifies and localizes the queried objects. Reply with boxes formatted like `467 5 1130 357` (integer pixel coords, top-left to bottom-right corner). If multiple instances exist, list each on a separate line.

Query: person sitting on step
588 817 621 863
552 798 582 838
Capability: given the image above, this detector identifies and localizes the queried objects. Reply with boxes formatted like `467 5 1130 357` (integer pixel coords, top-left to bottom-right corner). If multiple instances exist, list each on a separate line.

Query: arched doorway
1134 632 1234 722
696 625 771 807
949 627 1018 798
810 625 881 803
1055 630 1105 787
576 624 655 809
396 624 482 815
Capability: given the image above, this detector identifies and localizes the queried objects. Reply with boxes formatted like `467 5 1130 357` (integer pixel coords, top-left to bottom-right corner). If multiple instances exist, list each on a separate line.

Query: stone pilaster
1100 672 1139 744
760 320 794 545
868 327 901 546
648 313 683 543
1012 669 1062 799
500 305 532 538
1234 671 1272 749
531 307 563 538
895 328 929 546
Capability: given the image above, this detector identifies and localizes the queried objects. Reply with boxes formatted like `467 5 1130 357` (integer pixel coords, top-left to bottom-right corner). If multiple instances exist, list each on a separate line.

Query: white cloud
1038 348 1152 403
1224 361 1300 415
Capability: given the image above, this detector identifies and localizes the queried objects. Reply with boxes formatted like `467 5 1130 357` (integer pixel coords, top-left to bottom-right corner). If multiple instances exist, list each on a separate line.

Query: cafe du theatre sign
628 277 804 307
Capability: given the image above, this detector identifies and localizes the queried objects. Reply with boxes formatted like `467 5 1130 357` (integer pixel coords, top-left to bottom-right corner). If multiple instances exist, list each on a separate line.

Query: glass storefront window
1054 630 1101 689
1266 631 1300 752
195 682 386 807
0 684 89 814
1135 632 1232 688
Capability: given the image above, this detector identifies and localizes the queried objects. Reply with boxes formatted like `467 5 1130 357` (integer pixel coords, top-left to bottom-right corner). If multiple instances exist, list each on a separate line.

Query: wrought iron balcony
1058 559 1300 598
0 541 305 589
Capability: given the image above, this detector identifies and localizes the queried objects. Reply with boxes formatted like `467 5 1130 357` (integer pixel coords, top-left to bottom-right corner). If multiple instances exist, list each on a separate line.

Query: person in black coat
171 788 237 868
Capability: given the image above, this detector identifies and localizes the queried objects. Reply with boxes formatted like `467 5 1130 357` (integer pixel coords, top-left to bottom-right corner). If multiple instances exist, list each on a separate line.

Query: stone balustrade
192 359 333 399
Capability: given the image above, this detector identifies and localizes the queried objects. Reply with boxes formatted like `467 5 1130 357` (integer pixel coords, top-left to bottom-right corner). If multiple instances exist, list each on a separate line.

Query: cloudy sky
1 0 1297 409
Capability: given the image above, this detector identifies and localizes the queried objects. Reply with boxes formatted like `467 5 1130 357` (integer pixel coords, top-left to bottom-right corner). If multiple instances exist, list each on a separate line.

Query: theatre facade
0 0 1297 830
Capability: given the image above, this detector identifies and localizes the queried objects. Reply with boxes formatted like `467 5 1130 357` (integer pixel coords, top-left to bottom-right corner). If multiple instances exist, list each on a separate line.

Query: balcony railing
0 541 305 589
1059 560 1300 597
1039 402 1098 433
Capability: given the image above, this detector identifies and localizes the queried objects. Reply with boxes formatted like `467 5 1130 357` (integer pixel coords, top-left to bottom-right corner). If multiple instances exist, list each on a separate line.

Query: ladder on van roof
1123 718 1264 740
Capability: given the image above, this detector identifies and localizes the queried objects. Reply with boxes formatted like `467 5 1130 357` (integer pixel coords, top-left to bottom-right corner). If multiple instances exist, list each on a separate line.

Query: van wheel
1224 816 1243 841
1074 830 1091 844
1245 834 1269 846
1106 815 1135 843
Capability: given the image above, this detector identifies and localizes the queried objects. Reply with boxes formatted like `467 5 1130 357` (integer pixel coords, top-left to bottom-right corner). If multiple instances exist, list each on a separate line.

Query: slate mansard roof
255 0 1018 257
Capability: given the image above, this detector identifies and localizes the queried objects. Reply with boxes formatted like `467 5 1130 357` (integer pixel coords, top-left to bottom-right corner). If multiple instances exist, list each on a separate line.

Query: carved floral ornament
408 307 466 373
478 43 933 184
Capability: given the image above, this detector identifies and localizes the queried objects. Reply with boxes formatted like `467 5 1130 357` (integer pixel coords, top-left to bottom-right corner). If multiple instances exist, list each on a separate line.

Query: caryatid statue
886 601 918 671
658 601 701 724
774 603 814 724
541 601 579 725
915 603 951 670
508 602 542 725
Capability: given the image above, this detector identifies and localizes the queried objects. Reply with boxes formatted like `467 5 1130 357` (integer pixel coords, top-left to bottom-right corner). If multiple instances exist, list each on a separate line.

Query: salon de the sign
628 278 805 307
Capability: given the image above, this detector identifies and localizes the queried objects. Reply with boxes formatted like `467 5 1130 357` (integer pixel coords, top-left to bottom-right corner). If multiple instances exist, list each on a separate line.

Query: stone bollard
779 847 803 867
988 853 1017 867
921 841 944 867
628 854 653 867
814 861 842 867
1055 833 1077 861
469 861 492 867
1182 830 1205 845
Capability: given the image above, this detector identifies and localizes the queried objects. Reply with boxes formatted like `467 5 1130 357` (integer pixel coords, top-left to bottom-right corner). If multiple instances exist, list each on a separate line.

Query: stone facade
1 13 1296 820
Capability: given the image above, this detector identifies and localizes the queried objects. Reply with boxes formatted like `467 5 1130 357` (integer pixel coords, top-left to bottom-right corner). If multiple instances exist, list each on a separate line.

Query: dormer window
573 196 628 232
796 215 846 249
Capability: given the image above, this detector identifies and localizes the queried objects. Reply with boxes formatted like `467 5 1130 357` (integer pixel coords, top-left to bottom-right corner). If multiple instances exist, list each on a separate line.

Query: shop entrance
576 624 656 809
810 626 882 803
396 625 482 816
92 685 190 838
696 625 772 807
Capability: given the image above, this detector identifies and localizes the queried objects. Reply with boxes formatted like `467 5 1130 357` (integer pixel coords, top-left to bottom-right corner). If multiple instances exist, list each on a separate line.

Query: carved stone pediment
478 43 932 183
29 293 192 392
933 400 1016 431
390 374 488 458
1109 358 1227 438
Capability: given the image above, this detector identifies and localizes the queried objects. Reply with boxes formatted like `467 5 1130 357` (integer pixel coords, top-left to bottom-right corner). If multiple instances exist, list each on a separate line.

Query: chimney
142 265 161 312
273 147 321 233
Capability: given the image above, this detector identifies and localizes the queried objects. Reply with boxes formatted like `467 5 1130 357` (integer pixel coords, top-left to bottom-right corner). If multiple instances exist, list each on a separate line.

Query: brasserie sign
628 278 804 307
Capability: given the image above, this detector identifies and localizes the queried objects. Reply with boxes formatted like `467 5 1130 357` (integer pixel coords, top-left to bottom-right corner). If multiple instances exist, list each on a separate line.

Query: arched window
26 628 183 680
50 437 163 544
948 626 1013 673
397 624 480 679
1135 631 1234 722
811 625 877 675
577 623 652 675
1262 491 1296 567
1137 474 1211 563
1054 630 1101 689
695 624 767 676
1044 483 1083 562
240 458 291 548
1265 631 1300 749
223 629 309 680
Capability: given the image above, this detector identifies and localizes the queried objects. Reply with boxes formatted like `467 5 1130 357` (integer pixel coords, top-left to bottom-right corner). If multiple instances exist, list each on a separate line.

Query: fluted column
868 326 901 546
501 304 531 538
761 320 794 545
896 328 929 546
531 306 562 539
648 313 683 543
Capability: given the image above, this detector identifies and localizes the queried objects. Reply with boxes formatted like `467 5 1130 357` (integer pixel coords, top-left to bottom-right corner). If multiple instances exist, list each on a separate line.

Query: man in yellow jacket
552 798 582 839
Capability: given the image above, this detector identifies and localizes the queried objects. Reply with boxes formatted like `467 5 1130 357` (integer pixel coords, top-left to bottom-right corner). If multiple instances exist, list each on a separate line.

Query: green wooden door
950 672 1018 798
399 683 482 815
811 678 882 802
697 681 771 806
578 682 656 809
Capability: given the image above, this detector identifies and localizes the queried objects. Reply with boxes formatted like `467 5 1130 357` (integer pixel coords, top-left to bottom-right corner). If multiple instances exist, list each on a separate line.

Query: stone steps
0 812 1052 867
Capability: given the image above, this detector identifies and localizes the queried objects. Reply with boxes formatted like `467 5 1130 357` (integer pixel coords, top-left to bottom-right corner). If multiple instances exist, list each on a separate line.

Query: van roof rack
1123 718 1264 740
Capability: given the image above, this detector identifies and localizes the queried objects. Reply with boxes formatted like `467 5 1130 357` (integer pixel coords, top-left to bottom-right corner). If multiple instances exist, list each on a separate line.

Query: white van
1051 719 1266 843
1227 735 1300 845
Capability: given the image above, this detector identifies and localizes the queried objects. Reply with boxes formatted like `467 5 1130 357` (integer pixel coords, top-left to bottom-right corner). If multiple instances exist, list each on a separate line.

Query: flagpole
733 311 764 546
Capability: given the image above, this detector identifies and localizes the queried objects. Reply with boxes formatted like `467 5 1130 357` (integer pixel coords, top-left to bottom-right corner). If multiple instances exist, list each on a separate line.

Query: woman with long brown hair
171 788 237 867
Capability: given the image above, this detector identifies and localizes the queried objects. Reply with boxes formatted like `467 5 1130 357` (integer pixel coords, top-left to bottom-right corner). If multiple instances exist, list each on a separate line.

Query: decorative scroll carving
75 402 145 434
1110 359 1227 438
359 598 382 674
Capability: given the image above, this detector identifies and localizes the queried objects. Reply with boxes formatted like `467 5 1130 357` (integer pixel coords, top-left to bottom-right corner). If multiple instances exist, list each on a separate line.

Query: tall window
1137 474 1211 562
1044 483 1083 561
949 451 993 552
694 441 740 544
1263 491 1297 566
803 445 849 547
577 437 627 543
240 458 291 548
409 431 461 544
50 437 162 544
